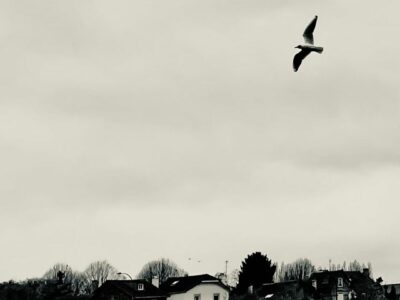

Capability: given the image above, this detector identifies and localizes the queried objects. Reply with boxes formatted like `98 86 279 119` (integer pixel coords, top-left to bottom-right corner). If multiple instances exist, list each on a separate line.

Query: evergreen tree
235 252 276 294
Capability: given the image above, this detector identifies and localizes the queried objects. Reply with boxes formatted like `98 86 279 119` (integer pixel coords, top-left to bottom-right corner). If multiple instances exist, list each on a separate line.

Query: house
309 269 385 300
309 270 351 300
384 284 400 300
160 274 229 300
92 279 168 300
255 280 314 300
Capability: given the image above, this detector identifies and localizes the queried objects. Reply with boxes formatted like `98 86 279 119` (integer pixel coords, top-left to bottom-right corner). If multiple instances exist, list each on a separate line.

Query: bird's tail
314 47 323 53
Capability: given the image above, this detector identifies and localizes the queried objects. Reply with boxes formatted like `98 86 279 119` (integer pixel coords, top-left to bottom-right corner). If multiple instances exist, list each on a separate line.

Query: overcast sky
1 0 400 284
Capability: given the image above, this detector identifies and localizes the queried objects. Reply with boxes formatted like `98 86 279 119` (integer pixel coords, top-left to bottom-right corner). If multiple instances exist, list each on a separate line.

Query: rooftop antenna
225 260 228 282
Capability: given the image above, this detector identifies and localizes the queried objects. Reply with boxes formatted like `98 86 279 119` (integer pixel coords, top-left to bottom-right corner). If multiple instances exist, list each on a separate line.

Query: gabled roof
309 270 349 295
257 281 303 300
256 280 316 300
161 274 229 294
93 280 167 299
310 270 348 282
309 270 383 298
260 281 299 293
345 272 383 297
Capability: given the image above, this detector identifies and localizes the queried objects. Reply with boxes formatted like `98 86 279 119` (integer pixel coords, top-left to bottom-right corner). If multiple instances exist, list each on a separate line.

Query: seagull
293 16 324 72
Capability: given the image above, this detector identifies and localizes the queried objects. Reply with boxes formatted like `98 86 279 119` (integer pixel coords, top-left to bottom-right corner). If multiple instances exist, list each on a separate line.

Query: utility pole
225 260 228 284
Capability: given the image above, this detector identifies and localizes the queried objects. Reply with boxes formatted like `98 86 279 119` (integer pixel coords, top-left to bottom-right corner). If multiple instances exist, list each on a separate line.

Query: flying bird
293 16 324 72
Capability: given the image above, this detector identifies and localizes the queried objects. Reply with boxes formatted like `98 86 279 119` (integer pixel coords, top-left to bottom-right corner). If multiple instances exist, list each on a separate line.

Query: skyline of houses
74 268 400 300
0 266 399 300
91 267 399 300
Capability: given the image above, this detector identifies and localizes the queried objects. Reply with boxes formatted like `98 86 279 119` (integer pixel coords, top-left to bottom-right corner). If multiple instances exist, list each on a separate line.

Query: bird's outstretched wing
303 15 318 45
293 49 311 72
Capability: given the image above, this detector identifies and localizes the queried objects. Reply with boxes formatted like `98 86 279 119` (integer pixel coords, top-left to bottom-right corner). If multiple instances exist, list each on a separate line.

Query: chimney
362 268 370 278
152 276 160 288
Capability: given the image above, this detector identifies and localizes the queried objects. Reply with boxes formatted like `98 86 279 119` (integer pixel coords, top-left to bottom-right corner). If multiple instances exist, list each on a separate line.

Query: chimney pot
362 268 370 278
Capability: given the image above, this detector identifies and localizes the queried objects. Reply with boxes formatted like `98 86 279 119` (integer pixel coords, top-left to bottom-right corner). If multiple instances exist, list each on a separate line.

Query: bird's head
295 45 303 49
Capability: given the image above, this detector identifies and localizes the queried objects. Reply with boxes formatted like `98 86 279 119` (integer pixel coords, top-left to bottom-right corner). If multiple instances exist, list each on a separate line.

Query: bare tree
42 263 73 283
228 268 239 288
83 260 119 287
70 271 93 295
137 258 187 284
275 258 315 282
347 260 363 271
367 262 373 278
274 262 285 282
42 263 92 295
215 272 228 285
324 259 373 277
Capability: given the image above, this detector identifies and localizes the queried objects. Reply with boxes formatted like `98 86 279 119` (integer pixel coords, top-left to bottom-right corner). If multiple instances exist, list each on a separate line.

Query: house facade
384 284 400 300
309 270 351 300
161 274 229 300
252 269 385 300
309 269 385 300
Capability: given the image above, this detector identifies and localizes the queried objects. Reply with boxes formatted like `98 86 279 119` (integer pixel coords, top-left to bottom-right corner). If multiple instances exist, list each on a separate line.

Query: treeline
0 260 119 300
136 258 187 284
274 258 373 282
0 258 188 299
41 261 119 296
0 253 375 300
230 252 375 298
223 255 374 291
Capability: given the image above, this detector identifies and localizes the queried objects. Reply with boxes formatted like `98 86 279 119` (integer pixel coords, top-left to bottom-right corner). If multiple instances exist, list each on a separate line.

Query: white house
160 274 229 300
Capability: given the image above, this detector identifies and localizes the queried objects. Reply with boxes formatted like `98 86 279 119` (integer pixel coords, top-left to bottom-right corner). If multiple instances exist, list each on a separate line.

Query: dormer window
138 283 144 291
338 278 343 287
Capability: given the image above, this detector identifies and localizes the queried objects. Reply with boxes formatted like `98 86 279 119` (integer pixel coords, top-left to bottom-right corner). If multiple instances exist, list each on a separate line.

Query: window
338 278 343 287
194 294 201 300
349 291 355 300
312 280 317 289
138 283 144 291
214 294 220 300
